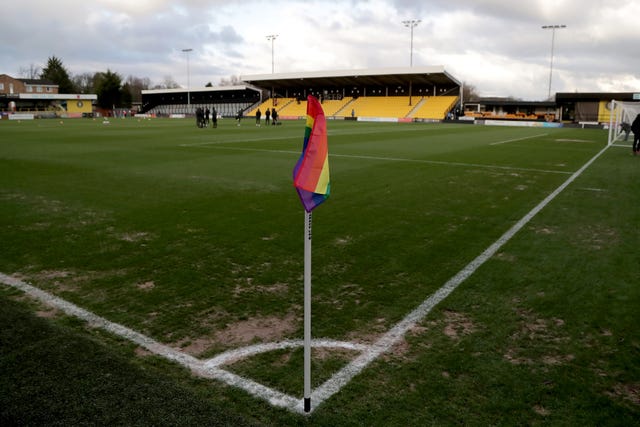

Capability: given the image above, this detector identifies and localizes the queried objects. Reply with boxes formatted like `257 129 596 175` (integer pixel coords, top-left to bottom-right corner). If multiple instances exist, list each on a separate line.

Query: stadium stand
146 102 255 118
276 98 307 117
347 96 415 118
244 95 457 120
141 86 261 118
246 98 295 118
246 97 356 119
411 96 458 120
321 98 354 117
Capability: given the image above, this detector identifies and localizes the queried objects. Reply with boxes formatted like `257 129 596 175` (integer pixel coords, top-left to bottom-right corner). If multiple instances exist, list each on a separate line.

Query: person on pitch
211 107 218 128
632 113 640 155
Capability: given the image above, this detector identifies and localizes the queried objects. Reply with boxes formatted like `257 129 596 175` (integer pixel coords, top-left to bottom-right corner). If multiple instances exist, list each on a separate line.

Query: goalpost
607 99 640 146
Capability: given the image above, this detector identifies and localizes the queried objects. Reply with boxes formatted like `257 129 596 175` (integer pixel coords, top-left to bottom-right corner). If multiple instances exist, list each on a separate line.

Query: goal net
607 100 640 146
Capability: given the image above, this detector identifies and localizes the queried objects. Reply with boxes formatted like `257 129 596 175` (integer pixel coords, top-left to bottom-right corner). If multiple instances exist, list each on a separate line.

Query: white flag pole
303 210 312 412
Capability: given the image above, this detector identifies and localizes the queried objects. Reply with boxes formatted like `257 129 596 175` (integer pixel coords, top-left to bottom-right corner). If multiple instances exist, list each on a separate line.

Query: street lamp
266 34 278 73
541 25 566 99
182 48 193 106
402 19 421 67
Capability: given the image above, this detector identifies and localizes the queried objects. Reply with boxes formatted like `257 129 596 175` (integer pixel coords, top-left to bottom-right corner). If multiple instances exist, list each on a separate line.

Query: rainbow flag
293 95 330 212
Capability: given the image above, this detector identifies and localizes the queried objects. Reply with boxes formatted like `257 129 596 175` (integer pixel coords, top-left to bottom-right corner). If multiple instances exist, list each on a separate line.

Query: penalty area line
198 145 572 176
490 133 548 145
179 135 300 147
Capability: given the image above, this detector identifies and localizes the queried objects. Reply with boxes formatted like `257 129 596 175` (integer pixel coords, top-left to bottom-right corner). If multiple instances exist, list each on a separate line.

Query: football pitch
1 118 638 425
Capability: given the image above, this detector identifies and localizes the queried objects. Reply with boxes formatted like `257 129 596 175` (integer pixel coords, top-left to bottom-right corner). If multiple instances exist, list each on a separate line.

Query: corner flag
292 95 331 413
293 95 330 212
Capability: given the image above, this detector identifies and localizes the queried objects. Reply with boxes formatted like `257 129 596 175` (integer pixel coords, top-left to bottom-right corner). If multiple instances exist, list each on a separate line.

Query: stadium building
141 66 462 122
0 74 96 119
140 85 262 118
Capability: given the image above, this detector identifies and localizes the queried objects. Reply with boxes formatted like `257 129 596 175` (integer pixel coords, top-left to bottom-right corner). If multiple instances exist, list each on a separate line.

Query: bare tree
462 82 480 102
72 72 95 94
158 76 180 89
18 64 41 79
218 75 241 86
124 75 151 103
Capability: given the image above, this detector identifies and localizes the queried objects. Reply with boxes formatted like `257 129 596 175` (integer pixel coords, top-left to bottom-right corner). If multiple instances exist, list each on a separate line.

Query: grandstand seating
245 98 295 118
270 97 353 118
347 96 415 118
147 102 253 118
275 98 306 117
322 98 354 116
463 111 540 120
411 96 458 120
246 97 356 119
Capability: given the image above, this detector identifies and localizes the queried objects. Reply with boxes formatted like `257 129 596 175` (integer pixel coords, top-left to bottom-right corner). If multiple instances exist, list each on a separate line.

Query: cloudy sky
1 0 639 100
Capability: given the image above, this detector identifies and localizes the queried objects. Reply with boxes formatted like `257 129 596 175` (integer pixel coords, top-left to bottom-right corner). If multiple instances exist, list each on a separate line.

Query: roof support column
409 80 413 106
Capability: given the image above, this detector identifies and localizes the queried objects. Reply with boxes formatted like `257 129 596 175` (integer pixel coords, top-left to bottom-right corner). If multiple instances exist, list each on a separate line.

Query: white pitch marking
0 271 365 415
555 138 596 143
489 133 548 145
329 152 571 175
196 145 572 175
611 143 633 148
577 187 607 192
0 273 201 369
204 339 368 369
179 123 468 148
179 135 300 147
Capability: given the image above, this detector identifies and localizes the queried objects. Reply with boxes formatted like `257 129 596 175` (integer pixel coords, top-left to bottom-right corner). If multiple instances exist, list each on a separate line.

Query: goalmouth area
1 118 639 425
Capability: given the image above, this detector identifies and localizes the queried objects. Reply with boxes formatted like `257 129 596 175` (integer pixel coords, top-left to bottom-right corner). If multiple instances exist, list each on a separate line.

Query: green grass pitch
1 117 639 425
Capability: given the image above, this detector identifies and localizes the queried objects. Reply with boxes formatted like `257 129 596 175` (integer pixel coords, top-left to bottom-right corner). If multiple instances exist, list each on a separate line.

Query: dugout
463 98 558 122
555 92 640 125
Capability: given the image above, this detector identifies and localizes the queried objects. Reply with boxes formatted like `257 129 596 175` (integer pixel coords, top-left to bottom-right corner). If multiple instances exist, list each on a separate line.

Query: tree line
21 56 239 110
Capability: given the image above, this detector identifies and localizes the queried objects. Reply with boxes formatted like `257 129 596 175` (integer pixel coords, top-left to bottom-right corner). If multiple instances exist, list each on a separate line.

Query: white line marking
179 124 468 147
204 339 368 369
329 152 571 175
179 135 300 147
489 133 548 145
0 273 200 368
0 271 365 415
0 143 609 415
577 187 606 192
555 138 597 143
611 143 632 148
195 145 572 175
